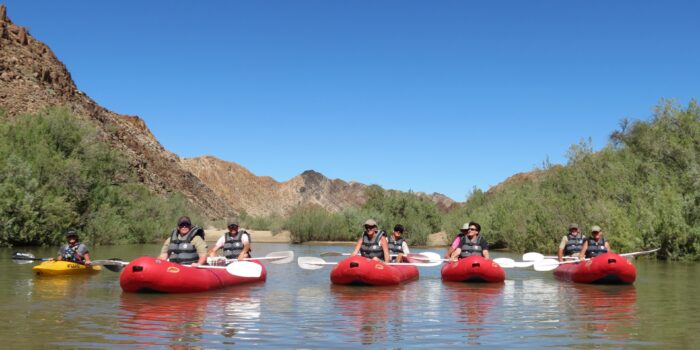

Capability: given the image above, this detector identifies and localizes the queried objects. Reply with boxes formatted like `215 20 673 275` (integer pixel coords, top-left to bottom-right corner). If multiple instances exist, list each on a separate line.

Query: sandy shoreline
205 228 449 247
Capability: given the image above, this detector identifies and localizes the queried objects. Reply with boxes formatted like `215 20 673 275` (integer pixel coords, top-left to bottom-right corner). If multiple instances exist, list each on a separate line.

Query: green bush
0 108 202 247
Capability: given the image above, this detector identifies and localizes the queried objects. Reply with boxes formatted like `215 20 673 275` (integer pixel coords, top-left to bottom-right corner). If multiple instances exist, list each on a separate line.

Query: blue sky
4 1 698 201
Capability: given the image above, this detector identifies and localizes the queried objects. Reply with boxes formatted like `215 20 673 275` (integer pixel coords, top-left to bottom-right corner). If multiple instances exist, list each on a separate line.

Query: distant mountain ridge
0 5 457 218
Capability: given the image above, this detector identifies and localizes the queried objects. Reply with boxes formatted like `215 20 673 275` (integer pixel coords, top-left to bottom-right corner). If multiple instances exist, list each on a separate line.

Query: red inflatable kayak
120 257 266 293
330 256 419 286
553 253 636 284
441 256 505 283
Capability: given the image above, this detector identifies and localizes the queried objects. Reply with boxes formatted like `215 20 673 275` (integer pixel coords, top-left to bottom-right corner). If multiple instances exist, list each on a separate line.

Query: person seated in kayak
158 216 207 266
557 223 585 262
445 222 490 261
579 225 611 260
388 224 410 263
54 230 92 266
351 219 390 263
208 221 251 261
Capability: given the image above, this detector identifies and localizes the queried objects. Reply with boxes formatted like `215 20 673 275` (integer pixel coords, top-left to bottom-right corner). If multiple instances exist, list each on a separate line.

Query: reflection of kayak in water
553 253 636 284
120 257 266 293
442 282 504 324
330 256 418 286
441 256 505 283
32 260 101 276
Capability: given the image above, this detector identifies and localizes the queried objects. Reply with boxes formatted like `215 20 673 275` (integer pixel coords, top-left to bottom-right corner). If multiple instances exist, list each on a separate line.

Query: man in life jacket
557 223 585 262
55 230 92 265
445 222 490 261
209 221 251 261
351 219 390 263
579 225 611 260
388 224 410 263
158 216 207 266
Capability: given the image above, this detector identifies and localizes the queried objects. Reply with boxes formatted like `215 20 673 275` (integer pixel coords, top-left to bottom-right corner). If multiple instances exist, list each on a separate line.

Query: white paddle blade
266 251 294 264
227 261 263 277
12 259 34 265
513 261 535 268
417 252 444 263
533 259 561 272
298 257 328 270
493 257 515 268
522 252 545 262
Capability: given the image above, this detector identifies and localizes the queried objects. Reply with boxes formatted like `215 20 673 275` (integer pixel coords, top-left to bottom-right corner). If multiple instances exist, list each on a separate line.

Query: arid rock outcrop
182 155 458 216
0 5 235 218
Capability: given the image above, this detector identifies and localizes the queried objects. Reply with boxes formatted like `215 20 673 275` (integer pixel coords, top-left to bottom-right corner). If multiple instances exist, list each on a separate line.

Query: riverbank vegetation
244 100 699 260
0 108 202 247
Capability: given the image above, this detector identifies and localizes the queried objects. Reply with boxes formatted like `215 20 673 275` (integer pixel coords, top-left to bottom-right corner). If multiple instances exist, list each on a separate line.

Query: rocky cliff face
182 155 458 216
0 6 457 218
181 156 368 216
0 5 235 218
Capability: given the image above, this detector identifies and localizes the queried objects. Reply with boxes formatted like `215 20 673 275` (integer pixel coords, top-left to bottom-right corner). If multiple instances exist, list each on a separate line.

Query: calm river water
0 243 697 349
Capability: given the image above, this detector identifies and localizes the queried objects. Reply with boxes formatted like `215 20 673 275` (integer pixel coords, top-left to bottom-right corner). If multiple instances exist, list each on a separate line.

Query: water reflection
32 275 92 300
442 282 504 345
330 284 406 346
117 288 261 349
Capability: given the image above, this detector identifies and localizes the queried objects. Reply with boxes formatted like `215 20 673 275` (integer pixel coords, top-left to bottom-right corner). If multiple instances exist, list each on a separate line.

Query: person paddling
579 225 611 260
158 216 207 266
351 219 390 263
557 223 585 262
388 224 410 263
55 229 92 266
445 222 490 261
208 221 252 261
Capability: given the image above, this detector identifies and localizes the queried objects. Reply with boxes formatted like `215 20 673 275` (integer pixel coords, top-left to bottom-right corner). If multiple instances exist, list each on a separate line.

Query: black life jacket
223 230 251 259
585 237 608 258
62 243 87 263
458 234 485 258
360 230 386 260
167 226 204 264
388 236 405 255
564 233 585 256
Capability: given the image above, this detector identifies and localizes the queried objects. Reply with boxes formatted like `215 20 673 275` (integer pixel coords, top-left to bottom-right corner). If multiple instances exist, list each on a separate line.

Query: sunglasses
365 225 377 230
178 223 191 228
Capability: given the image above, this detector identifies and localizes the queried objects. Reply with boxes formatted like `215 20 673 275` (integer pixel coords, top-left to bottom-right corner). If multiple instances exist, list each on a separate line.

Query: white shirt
214 232 249 250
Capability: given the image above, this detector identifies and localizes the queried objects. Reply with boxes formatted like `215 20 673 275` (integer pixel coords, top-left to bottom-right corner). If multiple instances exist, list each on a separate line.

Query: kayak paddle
196 261 263 278
418 252 533 268
297 256 442 270
207 250 294 266
11 252 50 264
532 248 661 272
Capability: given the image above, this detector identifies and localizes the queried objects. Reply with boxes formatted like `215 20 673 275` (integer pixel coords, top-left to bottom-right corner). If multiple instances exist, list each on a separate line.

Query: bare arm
351 238 363 256
482 249 490 260
381 237 390 263
158 238 170 260
237 241 251 260
579 241 588 261
605 241 611 253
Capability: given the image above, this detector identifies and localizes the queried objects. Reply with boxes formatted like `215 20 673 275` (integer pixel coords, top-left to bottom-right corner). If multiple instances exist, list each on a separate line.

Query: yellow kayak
33 261 102 276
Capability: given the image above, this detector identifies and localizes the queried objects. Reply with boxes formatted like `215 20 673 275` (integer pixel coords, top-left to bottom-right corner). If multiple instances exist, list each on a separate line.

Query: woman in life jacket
557 223 586 262
388 224 410 263
445 222 490 261
208 221 251 262
158 216 208 266
579 225 611 260
351 219 390 263
55 230 92 265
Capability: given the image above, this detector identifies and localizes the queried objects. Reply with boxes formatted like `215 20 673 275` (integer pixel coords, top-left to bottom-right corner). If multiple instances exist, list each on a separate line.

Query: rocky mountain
182 155 458 216
0 5 457 218
0 6 235 218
